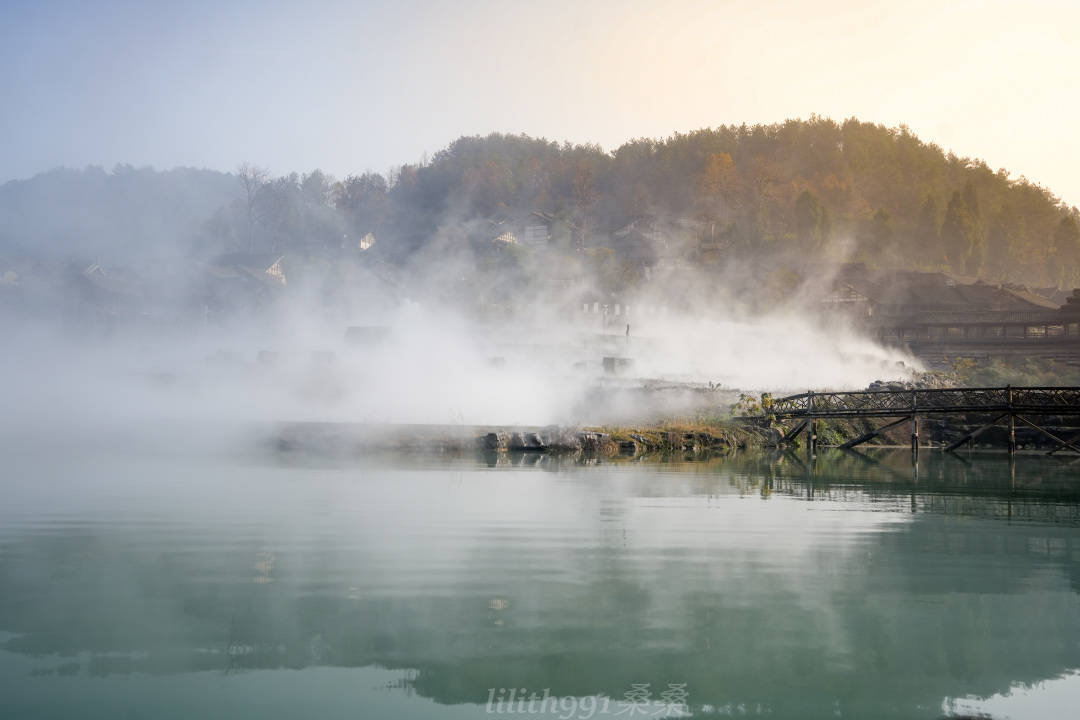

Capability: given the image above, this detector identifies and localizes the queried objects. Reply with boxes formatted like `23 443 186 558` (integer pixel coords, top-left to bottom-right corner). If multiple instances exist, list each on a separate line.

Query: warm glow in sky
2 0 1078 205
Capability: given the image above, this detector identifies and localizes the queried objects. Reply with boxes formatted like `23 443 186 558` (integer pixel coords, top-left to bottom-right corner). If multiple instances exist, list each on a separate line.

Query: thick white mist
2 300 915 440
619 312 915 391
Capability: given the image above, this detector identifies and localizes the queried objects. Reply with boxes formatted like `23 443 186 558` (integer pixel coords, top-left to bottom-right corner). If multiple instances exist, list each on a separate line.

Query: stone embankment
275 422 771 459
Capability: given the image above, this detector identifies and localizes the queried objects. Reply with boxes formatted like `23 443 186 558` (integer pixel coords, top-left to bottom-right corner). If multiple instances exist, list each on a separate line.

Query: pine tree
942 191 975 274
1051 215 1080 288
916 194 940 265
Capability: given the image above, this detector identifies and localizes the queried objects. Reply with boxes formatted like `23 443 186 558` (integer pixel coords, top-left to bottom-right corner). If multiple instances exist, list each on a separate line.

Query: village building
201 253 288 317
74 262 146 322
521 223 549 248
207 253 287 286
824 265 1080 366
611 219 661 268
357 232 376 251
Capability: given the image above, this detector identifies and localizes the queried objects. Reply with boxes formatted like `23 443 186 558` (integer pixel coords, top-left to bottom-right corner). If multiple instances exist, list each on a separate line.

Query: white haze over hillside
0 170 918 436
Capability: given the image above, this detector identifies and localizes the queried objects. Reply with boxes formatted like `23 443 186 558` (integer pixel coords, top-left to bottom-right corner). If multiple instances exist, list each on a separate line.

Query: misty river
2 436 1079 720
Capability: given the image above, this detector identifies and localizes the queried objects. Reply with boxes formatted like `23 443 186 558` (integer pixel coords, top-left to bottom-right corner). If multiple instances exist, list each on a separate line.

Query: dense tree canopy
3 118 1078 289
326 118 1080 287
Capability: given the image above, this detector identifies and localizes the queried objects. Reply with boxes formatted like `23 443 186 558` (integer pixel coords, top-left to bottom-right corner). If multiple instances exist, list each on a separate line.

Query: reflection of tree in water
0 453 1079 718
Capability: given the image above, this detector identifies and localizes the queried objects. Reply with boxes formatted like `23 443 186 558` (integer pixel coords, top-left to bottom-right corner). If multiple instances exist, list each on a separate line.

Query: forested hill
375 119 1079 288
2 118 1078 289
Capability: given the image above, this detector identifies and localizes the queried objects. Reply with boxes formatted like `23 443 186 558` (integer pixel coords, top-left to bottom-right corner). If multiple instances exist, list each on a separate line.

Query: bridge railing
762 386 1080 419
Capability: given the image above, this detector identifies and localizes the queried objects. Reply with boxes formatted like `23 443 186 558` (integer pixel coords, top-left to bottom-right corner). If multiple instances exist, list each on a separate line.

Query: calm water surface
2 434 1079 719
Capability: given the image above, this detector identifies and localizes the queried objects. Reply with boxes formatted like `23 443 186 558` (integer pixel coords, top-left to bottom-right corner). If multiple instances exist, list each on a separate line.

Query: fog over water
2 264 916 434
0 150 924 436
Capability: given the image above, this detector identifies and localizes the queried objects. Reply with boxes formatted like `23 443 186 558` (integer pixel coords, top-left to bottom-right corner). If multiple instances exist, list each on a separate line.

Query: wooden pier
739 386 1080 456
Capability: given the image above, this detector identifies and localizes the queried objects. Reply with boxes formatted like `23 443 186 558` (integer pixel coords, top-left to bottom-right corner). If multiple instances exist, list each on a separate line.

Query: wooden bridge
739 386 1080 456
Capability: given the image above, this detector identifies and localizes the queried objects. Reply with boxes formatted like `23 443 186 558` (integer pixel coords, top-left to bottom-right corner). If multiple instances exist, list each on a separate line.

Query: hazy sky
2 0 1078 206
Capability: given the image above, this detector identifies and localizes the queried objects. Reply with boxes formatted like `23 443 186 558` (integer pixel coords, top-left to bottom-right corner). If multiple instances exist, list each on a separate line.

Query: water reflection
1 447 1078 719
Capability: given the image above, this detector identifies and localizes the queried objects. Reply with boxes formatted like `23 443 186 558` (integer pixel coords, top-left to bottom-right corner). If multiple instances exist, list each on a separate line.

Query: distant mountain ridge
0 165 239 261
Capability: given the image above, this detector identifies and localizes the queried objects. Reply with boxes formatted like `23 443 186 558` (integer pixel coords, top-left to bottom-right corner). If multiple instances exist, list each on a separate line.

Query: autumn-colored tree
698 153 737 202
794 190 829 251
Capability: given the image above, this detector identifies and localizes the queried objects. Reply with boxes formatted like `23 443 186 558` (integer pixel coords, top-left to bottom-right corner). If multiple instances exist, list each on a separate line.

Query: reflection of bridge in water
740 386 1080 455
763 447 1080 524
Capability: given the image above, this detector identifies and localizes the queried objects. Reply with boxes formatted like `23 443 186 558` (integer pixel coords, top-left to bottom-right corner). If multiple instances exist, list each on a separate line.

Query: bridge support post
1008 452 1016 522
1007 386 1016 456
910 414 919 460
911 453 918 513
910 390 919 462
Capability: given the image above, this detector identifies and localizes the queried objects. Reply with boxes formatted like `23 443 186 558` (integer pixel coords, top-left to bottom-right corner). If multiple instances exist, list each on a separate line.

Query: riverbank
273 411 1078 460
273 420 776 460
590 422 773 456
